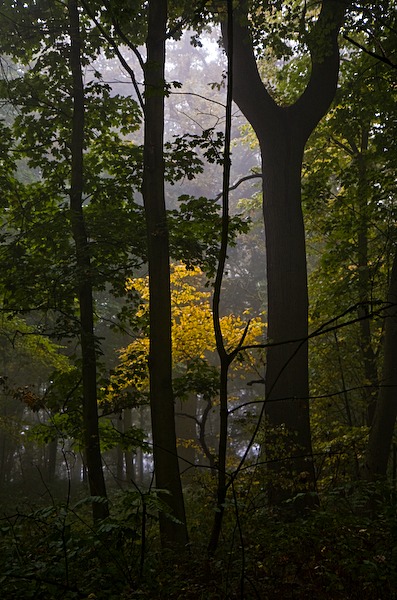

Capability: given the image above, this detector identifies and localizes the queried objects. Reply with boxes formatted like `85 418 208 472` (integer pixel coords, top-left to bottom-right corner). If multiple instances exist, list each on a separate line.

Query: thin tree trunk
364 249 397 479
47 437 58 483
175 393 197 483
143 0 188 548
198 394 217 473
116 414 124 482
354 132 379 426
121 408 133 484
334 330 361 479
68 0 108 522
207 0 234 555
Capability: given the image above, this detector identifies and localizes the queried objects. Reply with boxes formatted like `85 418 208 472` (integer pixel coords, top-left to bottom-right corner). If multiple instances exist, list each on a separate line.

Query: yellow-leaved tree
106 263 264 481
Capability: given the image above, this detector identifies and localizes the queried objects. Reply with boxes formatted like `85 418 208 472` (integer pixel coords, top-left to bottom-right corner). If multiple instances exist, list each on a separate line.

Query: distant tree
299 36 396 483
0 316 72 489
364 251 397 479
0 0 144 520
107 264 263 471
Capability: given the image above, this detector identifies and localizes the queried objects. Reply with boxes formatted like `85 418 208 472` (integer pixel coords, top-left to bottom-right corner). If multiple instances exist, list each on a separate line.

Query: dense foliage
0 0 396 597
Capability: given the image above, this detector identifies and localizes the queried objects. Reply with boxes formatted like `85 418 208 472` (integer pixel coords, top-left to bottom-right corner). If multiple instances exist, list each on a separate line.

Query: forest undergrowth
1 477 396 600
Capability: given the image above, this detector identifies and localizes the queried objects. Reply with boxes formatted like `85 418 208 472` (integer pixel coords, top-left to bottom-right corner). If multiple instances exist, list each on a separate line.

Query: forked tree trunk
68 0 108 522
143 0 188 548
222 0 347 504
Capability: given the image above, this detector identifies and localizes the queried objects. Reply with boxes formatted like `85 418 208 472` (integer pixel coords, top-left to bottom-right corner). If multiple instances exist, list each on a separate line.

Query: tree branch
343 33 397 69
81 0 144 111
220 0 279 140
293 0 348 140
214 172 262 202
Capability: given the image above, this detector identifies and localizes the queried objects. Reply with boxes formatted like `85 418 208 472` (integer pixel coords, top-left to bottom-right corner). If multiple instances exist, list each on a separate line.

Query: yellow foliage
108 263 264 399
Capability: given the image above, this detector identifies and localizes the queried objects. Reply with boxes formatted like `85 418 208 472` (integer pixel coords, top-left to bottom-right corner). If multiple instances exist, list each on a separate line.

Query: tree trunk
47 437 58 483
175 393 197 483
260 134 314 502
143 0 188 548
222 0 347 505
208 0 234 554
116 414 124 482
354 134 379 426
364 248 397 479
124 408 134 483
68 0 108 522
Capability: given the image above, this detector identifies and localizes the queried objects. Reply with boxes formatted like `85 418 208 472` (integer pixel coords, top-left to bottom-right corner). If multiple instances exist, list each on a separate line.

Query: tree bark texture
143 0 188 548
222 0 347 503
68 0 108 522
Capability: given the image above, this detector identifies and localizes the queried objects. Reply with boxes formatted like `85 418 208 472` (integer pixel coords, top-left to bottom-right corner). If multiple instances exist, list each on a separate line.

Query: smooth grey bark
143 0 188 548
221 0 347 503
68 0 108 522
